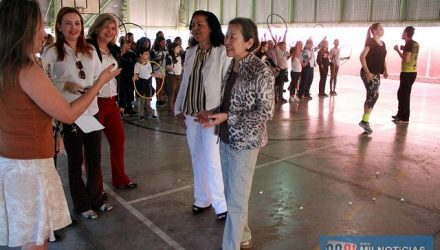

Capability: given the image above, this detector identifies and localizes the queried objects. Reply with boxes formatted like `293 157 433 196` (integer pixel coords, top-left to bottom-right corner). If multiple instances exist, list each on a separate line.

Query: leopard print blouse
222 52 275 150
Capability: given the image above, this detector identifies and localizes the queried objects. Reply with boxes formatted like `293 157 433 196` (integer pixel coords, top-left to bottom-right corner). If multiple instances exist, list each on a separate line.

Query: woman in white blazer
174 10 230 220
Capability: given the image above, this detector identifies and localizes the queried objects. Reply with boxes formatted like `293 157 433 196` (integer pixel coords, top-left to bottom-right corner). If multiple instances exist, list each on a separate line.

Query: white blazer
174 45 231 114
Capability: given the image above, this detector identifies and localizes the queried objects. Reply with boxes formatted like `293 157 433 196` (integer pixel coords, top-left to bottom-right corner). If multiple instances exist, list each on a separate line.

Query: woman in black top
359 23 388 134
317 40 330 96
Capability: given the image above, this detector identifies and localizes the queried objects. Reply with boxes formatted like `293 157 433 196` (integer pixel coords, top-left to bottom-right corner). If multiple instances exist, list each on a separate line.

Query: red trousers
97 97 131 190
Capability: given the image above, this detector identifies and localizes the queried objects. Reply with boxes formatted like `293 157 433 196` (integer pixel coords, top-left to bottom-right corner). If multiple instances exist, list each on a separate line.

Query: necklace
99 47 109 54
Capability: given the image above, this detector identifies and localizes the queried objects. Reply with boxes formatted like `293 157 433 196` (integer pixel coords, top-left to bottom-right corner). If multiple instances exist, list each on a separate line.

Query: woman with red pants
87 13 137 191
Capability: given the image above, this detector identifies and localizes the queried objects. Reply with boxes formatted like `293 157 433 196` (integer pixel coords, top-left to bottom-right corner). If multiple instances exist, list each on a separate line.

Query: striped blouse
183 48 211 116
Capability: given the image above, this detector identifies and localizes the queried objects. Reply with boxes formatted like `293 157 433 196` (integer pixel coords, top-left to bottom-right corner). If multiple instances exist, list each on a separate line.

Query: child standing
133 48 157 120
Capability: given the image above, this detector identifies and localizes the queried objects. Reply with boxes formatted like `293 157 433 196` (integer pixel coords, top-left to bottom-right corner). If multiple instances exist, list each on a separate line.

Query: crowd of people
0 0 419 249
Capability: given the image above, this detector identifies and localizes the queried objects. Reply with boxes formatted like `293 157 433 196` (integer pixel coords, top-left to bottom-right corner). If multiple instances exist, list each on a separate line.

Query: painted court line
128 185 193 204
104 184 185 250
256 143 338 169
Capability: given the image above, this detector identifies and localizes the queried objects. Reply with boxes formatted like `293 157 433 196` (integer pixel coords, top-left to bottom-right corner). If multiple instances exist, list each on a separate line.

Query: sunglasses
76 61 86 79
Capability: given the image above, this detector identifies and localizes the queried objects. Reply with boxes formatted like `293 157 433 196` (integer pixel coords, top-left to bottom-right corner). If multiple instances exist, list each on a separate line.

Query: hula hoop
339 44 352 65
133 61 165 100
114 14 148 40
266 13 288 39
312 23 326 43
121 22 148 38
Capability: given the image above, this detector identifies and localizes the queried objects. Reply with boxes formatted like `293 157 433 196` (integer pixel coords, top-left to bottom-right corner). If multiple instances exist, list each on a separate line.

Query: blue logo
320 236 433 250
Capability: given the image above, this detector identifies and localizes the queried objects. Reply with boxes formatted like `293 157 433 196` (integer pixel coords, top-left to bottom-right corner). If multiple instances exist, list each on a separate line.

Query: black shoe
124 109 137 115
217 211 227 221
392 115 398 119
393 118 409 124
192 204 212 214
146 114 158 119
281 98 288 104
125 183 137 189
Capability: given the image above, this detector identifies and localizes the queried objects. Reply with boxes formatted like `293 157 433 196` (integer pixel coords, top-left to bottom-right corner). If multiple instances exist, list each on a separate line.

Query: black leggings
289 71 300 96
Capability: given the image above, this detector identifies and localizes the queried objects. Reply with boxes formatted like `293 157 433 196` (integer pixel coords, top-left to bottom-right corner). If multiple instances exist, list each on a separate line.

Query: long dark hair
190 10 224 47
168 43 180 64
152 36 165 51
365 22 381 45
54 7 93 61
0 0 42 90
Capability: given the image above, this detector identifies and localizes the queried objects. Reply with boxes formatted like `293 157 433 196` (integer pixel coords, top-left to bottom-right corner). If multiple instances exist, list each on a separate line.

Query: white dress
0 157 71 247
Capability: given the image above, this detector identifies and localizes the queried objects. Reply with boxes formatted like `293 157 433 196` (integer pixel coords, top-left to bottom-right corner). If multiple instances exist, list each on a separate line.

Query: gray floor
3 74 440 250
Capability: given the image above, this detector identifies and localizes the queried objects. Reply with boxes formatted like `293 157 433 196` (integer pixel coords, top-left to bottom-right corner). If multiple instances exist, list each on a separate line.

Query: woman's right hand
176 112 186 129
96 64 121 87
365 71 374 82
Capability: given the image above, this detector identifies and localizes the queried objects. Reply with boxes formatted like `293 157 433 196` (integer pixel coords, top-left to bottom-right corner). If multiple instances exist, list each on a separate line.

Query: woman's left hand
55 135 65 155
200 113 228 128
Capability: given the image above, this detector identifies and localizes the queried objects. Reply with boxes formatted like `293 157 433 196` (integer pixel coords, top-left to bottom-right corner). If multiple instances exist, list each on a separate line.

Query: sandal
217 211 227 221
99 203 113 212
240 239 253 249
81 209 98 220
192 204 211 214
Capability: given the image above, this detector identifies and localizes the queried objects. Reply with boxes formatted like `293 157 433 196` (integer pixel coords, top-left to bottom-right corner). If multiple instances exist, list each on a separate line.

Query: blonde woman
87 13 137 191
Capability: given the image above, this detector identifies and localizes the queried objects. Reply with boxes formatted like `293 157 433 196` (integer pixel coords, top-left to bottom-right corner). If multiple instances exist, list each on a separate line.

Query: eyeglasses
76 61 86 79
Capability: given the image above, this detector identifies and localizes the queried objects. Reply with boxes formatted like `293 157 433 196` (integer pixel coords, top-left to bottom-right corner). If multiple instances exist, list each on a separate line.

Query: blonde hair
87 13 119 44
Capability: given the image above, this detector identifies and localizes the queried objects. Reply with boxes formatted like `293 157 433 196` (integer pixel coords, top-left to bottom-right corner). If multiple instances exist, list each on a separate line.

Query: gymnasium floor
4 74 440 250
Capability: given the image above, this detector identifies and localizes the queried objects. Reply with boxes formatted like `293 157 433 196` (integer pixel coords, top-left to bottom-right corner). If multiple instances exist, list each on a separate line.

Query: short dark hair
135 37 151 54
228 17 259 52
136 47 150 58
190 10 224 47
404 26 415 38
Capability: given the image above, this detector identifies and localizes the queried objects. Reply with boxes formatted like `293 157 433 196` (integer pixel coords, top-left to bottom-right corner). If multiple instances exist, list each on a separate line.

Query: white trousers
184 115 227 214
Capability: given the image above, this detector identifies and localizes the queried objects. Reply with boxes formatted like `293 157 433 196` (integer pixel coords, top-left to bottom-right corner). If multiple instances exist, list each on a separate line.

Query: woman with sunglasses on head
42 7 114 220
0 1 119 248
86 13 138 193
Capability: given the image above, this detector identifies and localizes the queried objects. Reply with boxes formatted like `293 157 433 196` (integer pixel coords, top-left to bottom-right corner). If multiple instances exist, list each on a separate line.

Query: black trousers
318 65 329 94
63 122 103 213
298 66 314 97
118 75 135 109
275 68 287 101
396 72 417 121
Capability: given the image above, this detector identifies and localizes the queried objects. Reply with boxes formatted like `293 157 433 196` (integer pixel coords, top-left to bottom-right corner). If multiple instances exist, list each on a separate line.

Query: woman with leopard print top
201 17 275 250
